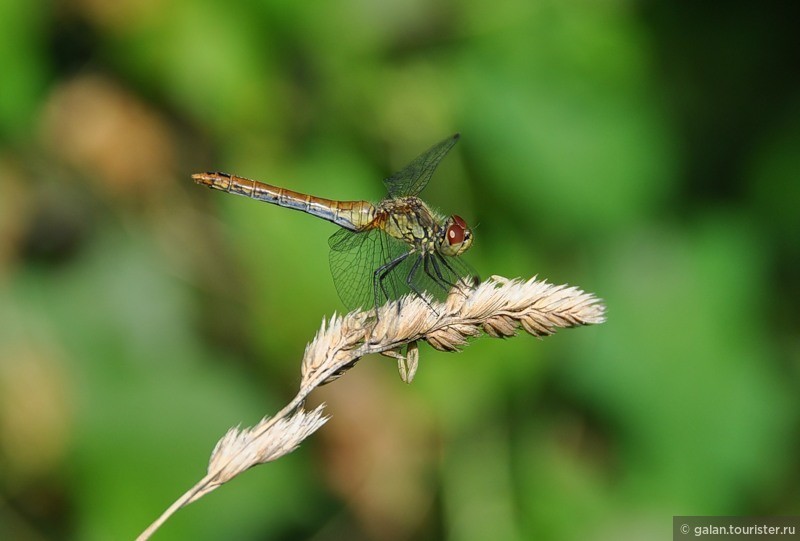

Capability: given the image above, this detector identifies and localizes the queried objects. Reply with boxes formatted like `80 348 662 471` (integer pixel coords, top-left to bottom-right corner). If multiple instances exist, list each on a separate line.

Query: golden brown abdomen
192 172 376 231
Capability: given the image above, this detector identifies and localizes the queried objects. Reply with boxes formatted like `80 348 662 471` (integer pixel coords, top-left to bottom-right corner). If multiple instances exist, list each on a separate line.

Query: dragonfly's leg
409 255 438 307
427 255 458 291
399 255 436 314
405 255 423 291
435 253 474 293
373 252 409 309
422 255 446 293
426 255 460 299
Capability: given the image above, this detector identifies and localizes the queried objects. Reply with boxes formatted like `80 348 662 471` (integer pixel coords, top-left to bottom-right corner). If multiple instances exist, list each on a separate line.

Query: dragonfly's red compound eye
447 216 466 245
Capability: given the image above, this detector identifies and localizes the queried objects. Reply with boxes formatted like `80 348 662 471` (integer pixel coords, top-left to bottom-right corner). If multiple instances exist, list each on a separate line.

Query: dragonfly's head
439 215 473 257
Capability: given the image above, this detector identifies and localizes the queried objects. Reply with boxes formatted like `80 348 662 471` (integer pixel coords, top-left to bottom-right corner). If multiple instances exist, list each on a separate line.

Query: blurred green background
1 0 798 539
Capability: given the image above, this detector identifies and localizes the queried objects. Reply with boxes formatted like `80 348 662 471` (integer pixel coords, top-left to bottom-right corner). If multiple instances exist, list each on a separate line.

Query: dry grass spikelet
137 274 605 540
190 406 328 503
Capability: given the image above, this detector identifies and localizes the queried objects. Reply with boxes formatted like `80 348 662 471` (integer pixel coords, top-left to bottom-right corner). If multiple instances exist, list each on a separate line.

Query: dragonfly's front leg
433 253 474 294
426 254 457 292
373 252 409 310
409 255 438 314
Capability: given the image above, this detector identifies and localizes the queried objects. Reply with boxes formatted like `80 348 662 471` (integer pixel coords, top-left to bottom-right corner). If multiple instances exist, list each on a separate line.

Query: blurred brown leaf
313 363 437 541
39 74 176 199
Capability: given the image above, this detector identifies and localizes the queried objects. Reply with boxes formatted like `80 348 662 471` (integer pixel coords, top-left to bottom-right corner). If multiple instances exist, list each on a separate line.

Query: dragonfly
192 134 477 312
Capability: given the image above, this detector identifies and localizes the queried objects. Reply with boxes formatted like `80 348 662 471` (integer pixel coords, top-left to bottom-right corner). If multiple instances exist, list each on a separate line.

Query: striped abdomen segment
192 172 376 231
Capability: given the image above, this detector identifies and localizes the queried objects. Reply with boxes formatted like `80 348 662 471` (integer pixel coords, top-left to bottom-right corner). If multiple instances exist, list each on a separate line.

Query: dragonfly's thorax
374 197 443 252
374 197 474 258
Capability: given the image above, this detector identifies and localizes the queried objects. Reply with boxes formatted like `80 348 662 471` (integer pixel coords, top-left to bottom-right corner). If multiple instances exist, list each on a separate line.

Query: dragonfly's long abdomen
192 172 375 231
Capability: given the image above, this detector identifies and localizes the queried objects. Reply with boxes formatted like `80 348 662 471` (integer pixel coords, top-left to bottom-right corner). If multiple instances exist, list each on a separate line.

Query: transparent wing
329 228 380 311
329 227 411 310
383 134 460 198
328 225 479 311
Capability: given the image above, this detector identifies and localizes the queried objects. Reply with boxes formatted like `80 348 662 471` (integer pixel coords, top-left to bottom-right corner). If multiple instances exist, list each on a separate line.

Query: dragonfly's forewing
383 134 461 198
